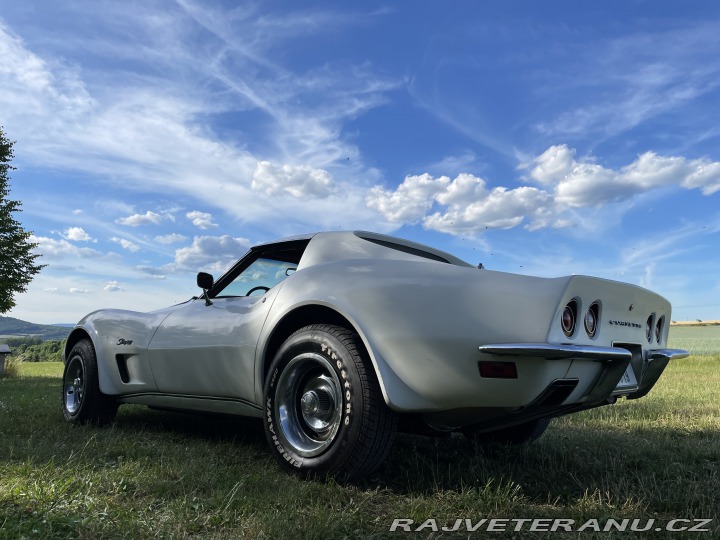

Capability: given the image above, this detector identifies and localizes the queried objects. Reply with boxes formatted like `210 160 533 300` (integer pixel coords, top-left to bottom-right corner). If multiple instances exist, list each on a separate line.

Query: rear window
357 236 449 263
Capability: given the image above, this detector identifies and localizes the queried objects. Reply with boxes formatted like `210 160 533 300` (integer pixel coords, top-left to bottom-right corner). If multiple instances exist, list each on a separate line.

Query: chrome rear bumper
478 343 690 403
478 343 689 363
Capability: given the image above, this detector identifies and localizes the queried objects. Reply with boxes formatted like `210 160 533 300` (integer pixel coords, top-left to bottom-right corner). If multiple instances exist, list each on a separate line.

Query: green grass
1 352 719 539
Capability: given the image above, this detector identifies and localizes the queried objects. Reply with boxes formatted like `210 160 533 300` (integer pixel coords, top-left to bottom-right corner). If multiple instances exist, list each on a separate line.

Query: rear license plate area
612 342 643 394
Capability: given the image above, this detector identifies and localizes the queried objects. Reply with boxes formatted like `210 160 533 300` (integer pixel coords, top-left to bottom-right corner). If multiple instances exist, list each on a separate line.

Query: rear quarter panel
259 259 572 411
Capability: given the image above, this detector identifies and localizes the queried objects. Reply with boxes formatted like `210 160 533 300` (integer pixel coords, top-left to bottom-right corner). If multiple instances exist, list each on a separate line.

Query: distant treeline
1 337 65 362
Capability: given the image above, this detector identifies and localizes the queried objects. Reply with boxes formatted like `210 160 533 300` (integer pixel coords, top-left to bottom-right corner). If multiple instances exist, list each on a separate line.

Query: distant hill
0 317 72 341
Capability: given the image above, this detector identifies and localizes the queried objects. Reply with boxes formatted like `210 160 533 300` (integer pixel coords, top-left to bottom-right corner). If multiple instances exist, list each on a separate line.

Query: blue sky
1 1 719 324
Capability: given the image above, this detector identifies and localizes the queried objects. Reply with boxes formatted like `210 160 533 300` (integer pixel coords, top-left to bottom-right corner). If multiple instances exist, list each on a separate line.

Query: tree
0 127 44 313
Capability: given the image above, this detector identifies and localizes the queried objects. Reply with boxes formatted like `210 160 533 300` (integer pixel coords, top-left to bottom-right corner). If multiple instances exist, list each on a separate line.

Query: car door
147 253 300 402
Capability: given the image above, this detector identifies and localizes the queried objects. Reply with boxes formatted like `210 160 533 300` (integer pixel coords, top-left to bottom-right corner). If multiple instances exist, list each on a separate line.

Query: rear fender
258 260 570 412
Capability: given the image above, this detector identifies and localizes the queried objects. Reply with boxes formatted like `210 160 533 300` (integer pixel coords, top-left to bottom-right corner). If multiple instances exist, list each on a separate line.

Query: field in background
668 324 720 356
670 320 720 326
0 328 718 538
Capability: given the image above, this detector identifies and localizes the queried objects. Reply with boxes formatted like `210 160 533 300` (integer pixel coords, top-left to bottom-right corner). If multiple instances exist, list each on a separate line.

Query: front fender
66 308 175 395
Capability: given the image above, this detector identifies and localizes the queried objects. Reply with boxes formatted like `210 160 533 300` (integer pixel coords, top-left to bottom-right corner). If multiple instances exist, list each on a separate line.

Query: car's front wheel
61 339 118 425
263 324 397 481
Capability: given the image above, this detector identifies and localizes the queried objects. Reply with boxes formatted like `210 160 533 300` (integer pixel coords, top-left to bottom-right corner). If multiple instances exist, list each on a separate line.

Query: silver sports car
62 231 688 480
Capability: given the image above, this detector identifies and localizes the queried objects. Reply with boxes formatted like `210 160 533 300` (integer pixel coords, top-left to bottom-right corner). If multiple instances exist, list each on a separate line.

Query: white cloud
367 145 720 235
551 161 617 208
72 209 83 215
42 287 59 292
434 173 487 206
171 235 251 274
63 227 94 242
251 161 334 198
186 211 218 229
30 235 101 259
155 233 188 244
680 161 720 195
69 288 92 294
526 145 576 186
112 237 140 252
425 185 555 234
366 174 450 223
116 211 163 227
526 145 720 208
104 281 124 292
367 173 559 233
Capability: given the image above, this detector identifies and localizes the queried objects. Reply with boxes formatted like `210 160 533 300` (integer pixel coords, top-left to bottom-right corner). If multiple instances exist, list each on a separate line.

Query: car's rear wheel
466 418 550 445
263 324 397 481
62 339 118 425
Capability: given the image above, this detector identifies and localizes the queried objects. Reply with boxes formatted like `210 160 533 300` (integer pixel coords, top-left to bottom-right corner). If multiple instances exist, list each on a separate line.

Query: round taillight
646 314 654 343
655 316 664 343
562 301 577 337
584 303 599 338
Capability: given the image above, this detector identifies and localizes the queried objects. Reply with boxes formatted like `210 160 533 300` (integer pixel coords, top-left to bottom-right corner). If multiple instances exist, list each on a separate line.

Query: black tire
466 418 550 445
61 339 118 425
263 324 397 481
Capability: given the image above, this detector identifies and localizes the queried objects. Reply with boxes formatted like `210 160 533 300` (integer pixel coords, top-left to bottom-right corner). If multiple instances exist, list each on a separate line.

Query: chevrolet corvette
61 230 688 480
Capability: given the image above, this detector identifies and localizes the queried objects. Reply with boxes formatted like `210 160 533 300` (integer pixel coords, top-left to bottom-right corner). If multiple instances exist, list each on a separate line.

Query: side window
216 257 296 297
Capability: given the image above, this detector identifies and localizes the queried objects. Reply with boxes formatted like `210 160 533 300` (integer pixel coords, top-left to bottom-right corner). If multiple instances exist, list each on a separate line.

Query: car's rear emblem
608 320 641 328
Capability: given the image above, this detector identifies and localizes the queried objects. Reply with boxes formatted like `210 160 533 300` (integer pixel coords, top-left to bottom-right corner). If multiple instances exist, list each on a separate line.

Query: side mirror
197 272 214 306
197 272 214 290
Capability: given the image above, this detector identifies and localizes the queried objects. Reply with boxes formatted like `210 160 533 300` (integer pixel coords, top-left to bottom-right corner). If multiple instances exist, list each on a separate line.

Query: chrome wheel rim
275 352 343 458
64 355 85 414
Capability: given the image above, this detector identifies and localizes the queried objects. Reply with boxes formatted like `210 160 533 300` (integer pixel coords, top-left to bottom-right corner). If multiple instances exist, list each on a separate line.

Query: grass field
668 325 720 357
1 328 719 539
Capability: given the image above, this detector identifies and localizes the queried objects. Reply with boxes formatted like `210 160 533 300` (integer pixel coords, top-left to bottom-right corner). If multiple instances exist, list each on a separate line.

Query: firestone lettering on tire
265 396 302 469
323 342 353 427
